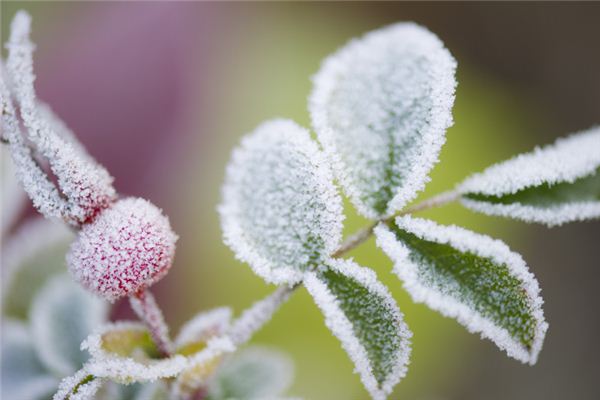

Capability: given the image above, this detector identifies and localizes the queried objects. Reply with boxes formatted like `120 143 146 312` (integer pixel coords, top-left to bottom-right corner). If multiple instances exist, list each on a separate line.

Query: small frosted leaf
53 368 101 400
1 320 58 400
458 127 600 226
5 11 116 226
208 346 294 400
219 119 343 284
310 23 457 219
375 216 548 364
175 307 232 354
31 274 108 376
83 322 160 361
2 217 73 319
170 337 236 399
304 259 411 400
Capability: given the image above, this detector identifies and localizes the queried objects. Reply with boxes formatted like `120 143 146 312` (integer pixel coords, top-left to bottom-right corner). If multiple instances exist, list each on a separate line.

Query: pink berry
67 197 178 302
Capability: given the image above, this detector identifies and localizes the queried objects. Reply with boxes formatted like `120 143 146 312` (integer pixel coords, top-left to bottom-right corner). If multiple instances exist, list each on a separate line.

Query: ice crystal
459 127 600 226
220 119 343 284
67 197 178 302
310 22 456 219
53 368 101 400
304 259 411 400
31 275 108 376
375 216 548 364
3 11 116 226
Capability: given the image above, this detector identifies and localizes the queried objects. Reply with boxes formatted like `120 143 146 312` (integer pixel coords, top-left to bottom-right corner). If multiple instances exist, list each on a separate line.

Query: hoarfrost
4 11 116 226
459 127 600 226
219 119 343 284
375 216 548 364
53 368 101 400
310 22 456 219
304 258 411 400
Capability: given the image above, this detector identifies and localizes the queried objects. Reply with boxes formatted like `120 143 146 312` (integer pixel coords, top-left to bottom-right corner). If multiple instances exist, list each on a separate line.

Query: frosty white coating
53 368 101 400
4 11 116 226
375 216 547 364
67 197 178 302
310 22 456 219
30 275 108 376
459 127 600 226
219 119 343 284
175 307 232 349
304 258 411 400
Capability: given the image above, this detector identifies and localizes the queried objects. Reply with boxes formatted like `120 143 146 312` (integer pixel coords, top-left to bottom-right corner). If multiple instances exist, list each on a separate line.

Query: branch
130 289 173 357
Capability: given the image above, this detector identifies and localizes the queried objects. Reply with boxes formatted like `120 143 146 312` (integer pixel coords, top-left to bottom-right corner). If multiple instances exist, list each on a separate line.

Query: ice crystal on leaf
53 369 101 400
3 11 117 227
220 119 343 284
304 259 411 400
31 275 108 376
310 23 456 219
459 127 600 226
67 197 178 302
375 216 548 364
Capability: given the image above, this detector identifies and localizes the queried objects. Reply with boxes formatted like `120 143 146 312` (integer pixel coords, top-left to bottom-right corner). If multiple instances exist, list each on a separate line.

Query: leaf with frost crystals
304 258 411 400
458 127 600 226
207 346 294 400
310 23 456 219
219 119 343 284
53 368 101 400
2 217 73 319
175 307 232 354
1 320 58 400
31 274 108 376
375 216 548 364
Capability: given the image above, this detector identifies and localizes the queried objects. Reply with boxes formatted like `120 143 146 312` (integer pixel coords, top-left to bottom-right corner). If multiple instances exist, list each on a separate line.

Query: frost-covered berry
67 197 178 302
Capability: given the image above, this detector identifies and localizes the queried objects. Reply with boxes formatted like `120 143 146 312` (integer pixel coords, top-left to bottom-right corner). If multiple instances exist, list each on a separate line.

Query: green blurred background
2 2 599 399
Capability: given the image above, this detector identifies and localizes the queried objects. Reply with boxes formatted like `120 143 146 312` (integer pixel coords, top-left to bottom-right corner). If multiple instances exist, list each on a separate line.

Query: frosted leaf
67 197 178 302
170 337 236 399
220 119 343 284
30 274 108 376
175 307 232 351
208 346 294 400
2 217 73 319
5 11 116 226
458 127 600 226
53 368 101 400
304 258 411 400
310 23 457 219
375 216 548 364
0 145 26 234
81 322 188 383
1 320 58 400
1 60 69 221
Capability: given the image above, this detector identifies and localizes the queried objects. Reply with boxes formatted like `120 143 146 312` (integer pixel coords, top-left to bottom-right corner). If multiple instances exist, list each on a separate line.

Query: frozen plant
2 9 600 400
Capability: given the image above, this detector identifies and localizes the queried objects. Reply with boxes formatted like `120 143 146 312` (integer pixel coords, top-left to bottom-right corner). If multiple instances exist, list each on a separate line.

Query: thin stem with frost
130 289 173 357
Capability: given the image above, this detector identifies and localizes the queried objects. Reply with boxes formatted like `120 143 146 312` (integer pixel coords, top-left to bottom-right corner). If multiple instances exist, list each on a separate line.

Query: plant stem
229 189 460 347
130 289 173 357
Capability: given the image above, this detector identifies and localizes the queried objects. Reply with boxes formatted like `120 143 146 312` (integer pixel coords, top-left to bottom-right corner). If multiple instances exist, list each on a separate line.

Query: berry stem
130 289 173 357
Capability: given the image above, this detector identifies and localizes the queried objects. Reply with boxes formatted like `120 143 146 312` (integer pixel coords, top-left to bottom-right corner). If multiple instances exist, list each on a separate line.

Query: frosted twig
228 285 295 346
332 189 460 258
129 289 173 357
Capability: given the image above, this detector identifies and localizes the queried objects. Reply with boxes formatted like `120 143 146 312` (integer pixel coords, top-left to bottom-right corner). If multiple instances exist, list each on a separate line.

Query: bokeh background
2 2 599 399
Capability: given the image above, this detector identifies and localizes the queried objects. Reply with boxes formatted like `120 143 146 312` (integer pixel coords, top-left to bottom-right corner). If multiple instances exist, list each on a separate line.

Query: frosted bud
67 197 178 302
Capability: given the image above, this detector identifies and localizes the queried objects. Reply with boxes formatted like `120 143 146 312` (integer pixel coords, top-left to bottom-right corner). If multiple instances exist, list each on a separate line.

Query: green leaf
304 259 411 400
1 320 58 400
310 23 456 219
459 127 600 226
30 274 108 376
375 216 548 364
208 346 294 400
2 218 73 319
